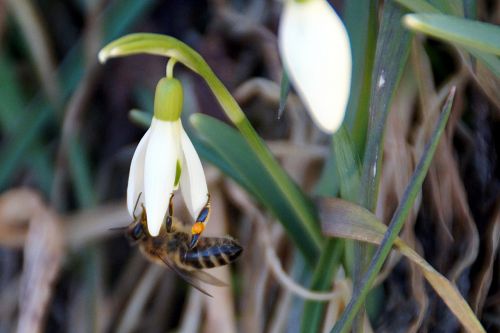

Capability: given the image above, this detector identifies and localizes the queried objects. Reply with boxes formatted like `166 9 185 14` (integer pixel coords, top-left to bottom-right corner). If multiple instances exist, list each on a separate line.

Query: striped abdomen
180 237 242 269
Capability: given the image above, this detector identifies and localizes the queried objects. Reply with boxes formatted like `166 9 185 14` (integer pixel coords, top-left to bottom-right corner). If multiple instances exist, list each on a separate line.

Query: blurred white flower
279 0 352 133
127 77 208 237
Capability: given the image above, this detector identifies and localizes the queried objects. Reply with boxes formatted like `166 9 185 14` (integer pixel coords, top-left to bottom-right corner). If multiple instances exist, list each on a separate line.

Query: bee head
127 221 146 242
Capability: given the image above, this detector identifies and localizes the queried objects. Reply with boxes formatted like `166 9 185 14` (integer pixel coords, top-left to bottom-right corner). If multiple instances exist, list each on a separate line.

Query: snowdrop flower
127 76 209 240
279 0 352 133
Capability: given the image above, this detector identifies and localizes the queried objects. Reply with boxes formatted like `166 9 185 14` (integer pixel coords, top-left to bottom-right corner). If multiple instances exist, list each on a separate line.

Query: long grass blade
331 87 456 333
404 14 500 55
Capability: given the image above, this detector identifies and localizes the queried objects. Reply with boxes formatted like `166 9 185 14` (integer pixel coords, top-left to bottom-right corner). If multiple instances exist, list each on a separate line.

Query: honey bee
123 195 242 296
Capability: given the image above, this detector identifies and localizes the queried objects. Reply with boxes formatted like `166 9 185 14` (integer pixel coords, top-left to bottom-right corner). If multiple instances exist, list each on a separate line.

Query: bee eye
131 224 144 240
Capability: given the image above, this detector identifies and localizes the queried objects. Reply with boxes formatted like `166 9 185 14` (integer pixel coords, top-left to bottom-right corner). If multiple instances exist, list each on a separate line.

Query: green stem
166 58 177 78
300 240 343 333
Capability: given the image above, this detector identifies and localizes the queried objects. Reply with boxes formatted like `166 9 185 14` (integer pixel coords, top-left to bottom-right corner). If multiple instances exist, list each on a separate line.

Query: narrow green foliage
427 0 464 16
129 109 153 127
466 48 500 78
0 54 25 133
463 0 476 19
301 126 361 332
394 0 440 14
360 0 412 211
300 240 343 333
340 3 412 330
331 88 456 333
278 69 291 119
0 107 52 189
68 137 96 208
332 127 361 200
404 14 500 55
346 0 378 156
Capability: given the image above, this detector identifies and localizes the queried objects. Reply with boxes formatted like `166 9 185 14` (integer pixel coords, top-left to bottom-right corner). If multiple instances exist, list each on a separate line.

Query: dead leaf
17 200 63 333
321 198 486 333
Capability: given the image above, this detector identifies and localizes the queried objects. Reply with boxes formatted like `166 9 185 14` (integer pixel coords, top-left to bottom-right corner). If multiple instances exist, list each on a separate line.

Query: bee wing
188 270 228 287
153 250 213 297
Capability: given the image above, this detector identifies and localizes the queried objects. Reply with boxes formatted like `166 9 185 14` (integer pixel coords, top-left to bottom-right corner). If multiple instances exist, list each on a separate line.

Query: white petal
179 126 208 220
126 128 151 217
279 0 352 133
144 118 180 236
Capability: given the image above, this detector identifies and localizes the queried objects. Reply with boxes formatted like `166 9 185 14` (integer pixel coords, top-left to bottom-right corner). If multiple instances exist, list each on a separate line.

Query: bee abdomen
182 238 242 269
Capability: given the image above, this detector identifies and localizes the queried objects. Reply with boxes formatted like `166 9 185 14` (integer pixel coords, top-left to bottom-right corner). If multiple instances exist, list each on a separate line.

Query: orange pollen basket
191 222 205 235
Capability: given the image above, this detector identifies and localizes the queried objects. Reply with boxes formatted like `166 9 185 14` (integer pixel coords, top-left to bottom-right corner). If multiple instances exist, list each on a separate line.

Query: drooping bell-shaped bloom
279 0 352 133
127 77 208 236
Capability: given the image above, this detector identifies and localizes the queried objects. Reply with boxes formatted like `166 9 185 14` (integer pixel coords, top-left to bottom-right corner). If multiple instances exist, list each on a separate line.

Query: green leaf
300 240 343 333
465 48 500 109
428 0 463 16
394 1 498 80
320 197 485 333
394 0 440 14
404 14 500 55
278 69 291 119
395 0 500 105
29 147 54 195
68 137 96 208
346 4 412 328
129 109 153 127
344 0 378 156
0 53 26 133
463 0 477 19
313 149 340 197
0 106 52 189
331 88 456 333
359 0 412 211
466 48 500 78
301 125 362 332
190 113 321 263
332 127 361 201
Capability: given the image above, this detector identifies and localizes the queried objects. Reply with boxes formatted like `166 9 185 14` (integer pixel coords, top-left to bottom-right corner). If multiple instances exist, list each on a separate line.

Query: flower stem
166 58 177 78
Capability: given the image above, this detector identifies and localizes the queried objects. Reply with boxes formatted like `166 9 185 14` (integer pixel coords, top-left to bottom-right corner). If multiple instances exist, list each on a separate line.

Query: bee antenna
133 192 142 220
108 226 128 232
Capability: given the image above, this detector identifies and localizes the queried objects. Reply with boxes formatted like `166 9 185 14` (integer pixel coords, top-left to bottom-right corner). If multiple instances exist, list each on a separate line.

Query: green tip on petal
154 77 183 121
174 159 182 187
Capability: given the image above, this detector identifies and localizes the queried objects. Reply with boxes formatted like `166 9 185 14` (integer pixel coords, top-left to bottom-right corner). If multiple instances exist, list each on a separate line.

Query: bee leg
140 204 147 223
132 192 143 221
166 193 174 232
189 194 211 249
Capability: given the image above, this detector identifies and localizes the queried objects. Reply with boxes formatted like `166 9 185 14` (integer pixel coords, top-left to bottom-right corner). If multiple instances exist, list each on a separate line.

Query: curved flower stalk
279 0 352 133
127 73 209 240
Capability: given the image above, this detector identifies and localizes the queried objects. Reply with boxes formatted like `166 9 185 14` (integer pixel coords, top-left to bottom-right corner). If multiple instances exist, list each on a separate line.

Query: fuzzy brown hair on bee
125 205 242 296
